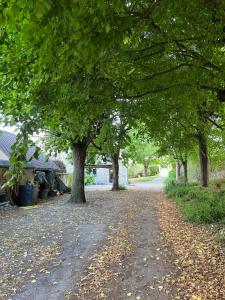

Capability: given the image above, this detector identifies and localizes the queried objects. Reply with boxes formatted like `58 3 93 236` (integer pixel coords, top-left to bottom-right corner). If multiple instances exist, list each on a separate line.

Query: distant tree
125 132 158 177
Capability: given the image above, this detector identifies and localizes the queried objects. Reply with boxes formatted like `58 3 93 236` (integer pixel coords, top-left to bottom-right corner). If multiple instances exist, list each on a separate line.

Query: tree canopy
1 0 225 200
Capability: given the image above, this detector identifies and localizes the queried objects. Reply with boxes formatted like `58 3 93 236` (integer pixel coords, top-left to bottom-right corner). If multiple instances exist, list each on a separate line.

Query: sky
0 125 17 134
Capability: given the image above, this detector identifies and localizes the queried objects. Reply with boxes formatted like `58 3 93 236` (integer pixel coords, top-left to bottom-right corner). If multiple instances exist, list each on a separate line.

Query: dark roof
0 131 60 171
0 159 34 169
0 160 11 168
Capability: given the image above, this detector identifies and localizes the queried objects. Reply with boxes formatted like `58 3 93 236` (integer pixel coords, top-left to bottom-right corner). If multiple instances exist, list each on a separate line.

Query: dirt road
1 178 174 300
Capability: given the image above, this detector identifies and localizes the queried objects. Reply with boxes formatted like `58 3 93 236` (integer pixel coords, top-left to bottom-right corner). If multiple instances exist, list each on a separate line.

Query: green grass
165 174 225 224
129 175 159 183
119 185 127 190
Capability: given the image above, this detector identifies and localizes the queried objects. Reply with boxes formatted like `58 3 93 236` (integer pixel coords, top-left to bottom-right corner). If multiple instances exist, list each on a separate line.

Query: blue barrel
18 185 34 206
0 194 7 203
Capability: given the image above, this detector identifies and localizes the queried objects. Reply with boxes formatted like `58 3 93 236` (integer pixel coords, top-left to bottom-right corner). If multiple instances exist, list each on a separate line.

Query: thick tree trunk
111 152 119 191
69 142 87 203
182 159 188 184
143 162 148 177
198 133 209 187
176 161 181 181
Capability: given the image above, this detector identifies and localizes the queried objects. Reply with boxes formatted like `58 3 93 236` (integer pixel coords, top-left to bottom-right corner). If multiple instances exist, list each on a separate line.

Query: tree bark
176 161 181 181
182 159 188 184
198 133 208 187
111 152 119 191
143 162 148 177
69 142 87 203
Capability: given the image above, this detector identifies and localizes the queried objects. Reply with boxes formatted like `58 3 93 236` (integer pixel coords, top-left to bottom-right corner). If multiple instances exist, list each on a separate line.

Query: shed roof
0 131 60 171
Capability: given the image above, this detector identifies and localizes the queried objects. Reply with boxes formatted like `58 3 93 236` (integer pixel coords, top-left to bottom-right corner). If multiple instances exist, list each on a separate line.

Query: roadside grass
165 172 225 224
129 175 159 183
119 185 127 190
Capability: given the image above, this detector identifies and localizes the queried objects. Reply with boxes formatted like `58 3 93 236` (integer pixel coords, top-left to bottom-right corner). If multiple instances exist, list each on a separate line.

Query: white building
86 161 128 185
159 165 170 177
53 151 129 186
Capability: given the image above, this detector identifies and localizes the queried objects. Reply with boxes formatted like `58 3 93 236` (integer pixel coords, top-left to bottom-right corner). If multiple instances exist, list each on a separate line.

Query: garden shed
86 161 128 186
0 131 61 204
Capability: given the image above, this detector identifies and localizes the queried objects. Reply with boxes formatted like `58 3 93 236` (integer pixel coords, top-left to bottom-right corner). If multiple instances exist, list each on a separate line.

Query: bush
149 165 159 176
119 185 127 190
164 171 176 192
66 173 95 187
165 182 225 224
85 174 95 185
128 164 144 178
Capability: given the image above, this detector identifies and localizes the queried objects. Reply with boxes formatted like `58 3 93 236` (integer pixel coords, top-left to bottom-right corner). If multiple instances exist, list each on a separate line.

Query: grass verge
165 172 225 224
129 175 159 183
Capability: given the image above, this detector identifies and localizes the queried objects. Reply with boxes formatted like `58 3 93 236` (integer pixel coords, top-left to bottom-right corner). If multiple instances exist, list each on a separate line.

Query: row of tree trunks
176 160 188 184
69 133 209 204
176 136 208 187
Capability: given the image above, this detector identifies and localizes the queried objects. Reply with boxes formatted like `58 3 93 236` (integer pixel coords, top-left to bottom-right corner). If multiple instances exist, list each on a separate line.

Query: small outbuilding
86 161 128 186
0 131 67 205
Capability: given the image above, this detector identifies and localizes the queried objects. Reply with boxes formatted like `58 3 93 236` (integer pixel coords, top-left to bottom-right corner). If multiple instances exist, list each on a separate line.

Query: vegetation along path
1 178 224 299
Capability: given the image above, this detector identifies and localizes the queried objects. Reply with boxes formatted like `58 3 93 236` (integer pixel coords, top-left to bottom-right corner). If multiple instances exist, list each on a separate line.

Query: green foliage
128 163 158 178
125 132 158 165
166 183 225 224
128 164 144 177
119 185 126 190
66 173 95 187
85 174 95 185
148 165 159 176
164 171 176 192
1 0 225 191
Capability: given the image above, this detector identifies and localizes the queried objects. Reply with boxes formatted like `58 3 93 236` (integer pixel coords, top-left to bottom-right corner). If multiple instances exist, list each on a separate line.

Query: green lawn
129 175 159 183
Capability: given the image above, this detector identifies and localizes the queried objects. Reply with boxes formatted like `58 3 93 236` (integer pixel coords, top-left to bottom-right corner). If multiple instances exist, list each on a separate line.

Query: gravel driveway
0 177 173 300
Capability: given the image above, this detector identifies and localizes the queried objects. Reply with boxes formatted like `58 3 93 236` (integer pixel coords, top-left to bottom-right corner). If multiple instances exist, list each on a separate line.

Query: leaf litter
156 193 225 300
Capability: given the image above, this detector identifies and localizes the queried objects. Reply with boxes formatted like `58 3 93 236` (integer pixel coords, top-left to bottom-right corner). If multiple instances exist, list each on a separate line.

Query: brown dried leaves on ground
157 194 225 300
66 211 135 300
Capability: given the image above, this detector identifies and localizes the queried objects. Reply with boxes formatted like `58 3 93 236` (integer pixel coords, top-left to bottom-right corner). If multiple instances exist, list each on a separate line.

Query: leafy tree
1 0 225 195
0 1 130 202
126 134 158 177
90 103 137 190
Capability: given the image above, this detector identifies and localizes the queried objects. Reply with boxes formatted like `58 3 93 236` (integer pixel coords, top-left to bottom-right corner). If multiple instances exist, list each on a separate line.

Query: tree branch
208 117 224 131
139 63 192 81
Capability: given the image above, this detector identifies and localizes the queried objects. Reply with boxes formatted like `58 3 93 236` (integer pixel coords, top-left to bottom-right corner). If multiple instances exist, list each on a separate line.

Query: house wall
119 161 128 185
95 168 109 185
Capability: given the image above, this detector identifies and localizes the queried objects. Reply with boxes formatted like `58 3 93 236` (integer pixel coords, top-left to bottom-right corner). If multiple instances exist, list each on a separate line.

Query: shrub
166 182 225 224
164 171 176 192
85 174 95 185
119 185 127 190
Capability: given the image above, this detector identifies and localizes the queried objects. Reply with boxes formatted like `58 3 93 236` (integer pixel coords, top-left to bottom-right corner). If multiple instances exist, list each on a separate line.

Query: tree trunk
182 159 188 184
143 162 148 177
111 152 119 191
69 142 87 203
176 161 181 181
198 133 208 187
